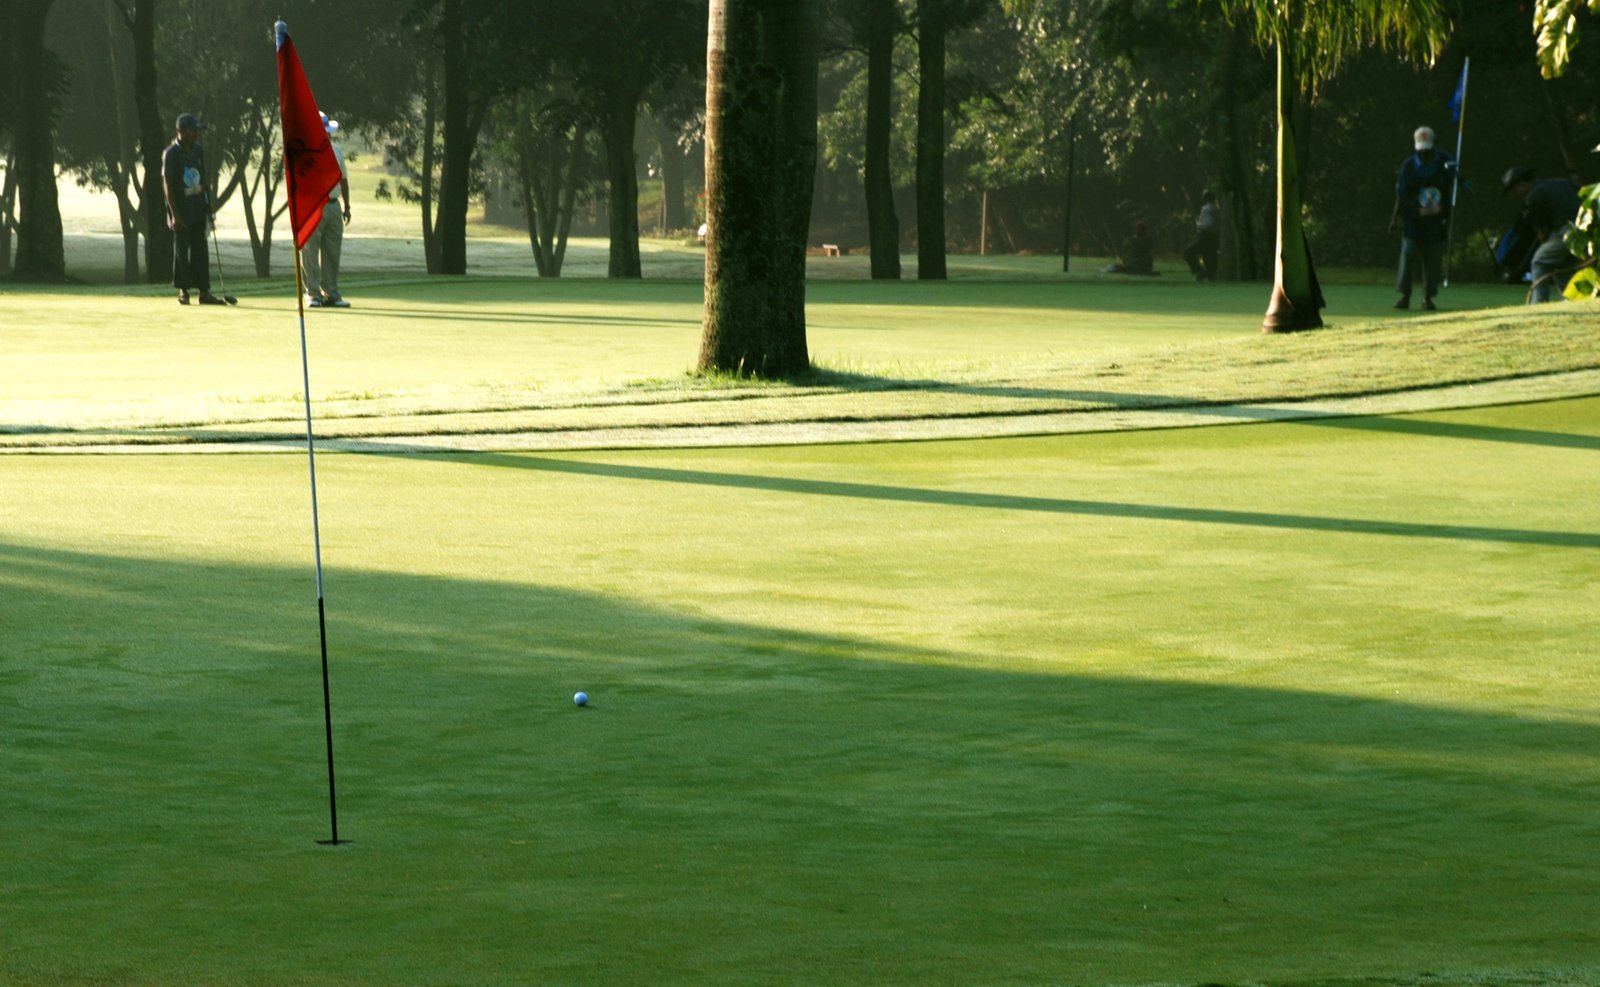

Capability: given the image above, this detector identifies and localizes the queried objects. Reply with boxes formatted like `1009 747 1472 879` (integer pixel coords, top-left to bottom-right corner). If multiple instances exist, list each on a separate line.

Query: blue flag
1448 63 1468 123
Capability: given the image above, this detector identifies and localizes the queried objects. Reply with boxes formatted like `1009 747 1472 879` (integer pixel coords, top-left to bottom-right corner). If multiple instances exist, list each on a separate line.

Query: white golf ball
574 691 589 707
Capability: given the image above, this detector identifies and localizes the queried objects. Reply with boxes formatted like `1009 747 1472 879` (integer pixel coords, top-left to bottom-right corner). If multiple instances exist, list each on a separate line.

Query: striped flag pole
277 19 348 846
294 242 340 847
1444 57 1469 287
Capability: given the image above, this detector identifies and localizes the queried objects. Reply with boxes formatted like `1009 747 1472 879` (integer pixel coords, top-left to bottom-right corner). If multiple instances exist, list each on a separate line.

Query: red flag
276 22 342 250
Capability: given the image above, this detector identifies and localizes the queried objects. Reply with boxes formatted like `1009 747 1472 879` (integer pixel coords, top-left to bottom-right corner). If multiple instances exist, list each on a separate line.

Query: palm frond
1208 0 1452 93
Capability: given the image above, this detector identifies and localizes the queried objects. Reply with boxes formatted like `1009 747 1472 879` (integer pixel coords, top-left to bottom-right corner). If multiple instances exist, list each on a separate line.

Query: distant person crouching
1103 221 1155 276
1501 165 1583 303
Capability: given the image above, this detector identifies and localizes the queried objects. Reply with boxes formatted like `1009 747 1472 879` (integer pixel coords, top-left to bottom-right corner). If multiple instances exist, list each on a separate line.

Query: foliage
25 0 1600 286
1533 0 1600 300
1534 0 1600 78
559 0 706 278
1209 0 1452 94
1560 181 1600 299
818 41 917 186
482 86 604 276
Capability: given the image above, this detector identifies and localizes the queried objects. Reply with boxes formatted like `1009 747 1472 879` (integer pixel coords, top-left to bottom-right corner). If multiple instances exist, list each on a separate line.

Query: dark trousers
172 219 211 292
1396 237 1443 300
1183 229 1219 280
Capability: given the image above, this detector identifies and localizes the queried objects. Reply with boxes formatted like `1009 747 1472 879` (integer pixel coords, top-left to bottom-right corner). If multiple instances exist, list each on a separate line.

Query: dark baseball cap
1500 165 1535 194
175 112 207 131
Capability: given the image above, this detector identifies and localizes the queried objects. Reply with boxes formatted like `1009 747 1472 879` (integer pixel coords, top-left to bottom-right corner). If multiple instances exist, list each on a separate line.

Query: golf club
210 223 239 305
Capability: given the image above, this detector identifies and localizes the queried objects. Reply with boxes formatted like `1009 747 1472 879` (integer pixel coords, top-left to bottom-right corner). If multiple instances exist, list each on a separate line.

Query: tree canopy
6 0 1596 296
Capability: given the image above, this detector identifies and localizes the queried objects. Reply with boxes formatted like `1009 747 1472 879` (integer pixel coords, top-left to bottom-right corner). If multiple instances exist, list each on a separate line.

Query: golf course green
2 269 1597 986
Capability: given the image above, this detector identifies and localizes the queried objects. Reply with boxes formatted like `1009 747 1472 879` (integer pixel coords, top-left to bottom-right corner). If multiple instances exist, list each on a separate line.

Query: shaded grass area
0 277 1593 449
2 397 1598 985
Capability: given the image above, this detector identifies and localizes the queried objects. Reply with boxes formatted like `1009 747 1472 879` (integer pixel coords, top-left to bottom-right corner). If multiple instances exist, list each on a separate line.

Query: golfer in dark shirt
162 112 224 305
1502 166 1582 303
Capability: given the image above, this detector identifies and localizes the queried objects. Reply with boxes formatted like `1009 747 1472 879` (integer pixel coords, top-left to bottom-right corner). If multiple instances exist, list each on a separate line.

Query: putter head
225 295 238 305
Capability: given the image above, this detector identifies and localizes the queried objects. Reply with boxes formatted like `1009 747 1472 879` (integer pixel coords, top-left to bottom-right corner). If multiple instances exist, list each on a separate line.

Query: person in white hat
1387 124 1455 310
302 111 352 308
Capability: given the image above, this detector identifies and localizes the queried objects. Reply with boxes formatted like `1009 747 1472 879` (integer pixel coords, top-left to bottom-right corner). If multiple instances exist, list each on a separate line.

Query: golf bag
1493 216 1537 283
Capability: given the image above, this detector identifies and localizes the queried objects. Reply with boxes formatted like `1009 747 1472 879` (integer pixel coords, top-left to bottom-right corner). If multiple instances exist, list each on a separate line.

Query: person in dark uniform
162 112 225 305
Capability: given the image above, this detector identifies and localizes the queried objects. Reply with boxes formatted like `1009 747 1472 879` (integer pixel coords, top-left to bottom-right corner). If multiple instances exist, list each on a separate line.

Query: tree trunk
420 60 442 275
240 111 282 277
87 0 142 283
242 171 268 277
0 154 16 275
914 0 946 280
655 116 687 232
864 0 900 279
516 136 552 277
516 111 581 278
1262 39 1322 333
109 155 141 282
1216 39 1254 278
437 0 472 275
1537 76 1580 176
554 127 583 274
602 93 643 278
127 0 170 284
1060 113 1075 273
1211 22 1255 281
698 0 818 378
991 189 1023 254
10 0 67 281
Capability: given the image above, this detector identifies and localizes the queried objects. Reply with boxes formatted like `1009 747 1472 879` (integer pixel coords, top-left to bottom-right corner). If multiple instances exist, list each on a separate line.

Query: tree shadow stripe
425 452 1600 549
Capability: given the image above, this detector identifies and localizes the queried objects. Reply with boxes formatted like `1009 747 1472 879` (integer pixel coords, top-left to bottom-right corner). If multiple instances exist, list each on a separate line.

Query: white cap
1413 126 1434 151
320 111 340 135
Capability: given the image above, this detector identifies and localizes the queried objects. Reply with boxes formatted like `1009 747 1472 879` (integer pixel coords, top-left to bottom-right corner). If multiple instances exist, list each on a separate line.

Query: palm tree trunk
1261 38 1322 333
698 0 818 377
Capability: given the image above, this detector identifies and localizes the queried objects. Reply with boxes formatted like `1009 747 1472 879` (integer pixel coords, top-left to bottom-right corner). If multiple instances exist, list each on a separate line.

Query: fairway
2 276 1594 452
12 0 1600 978
3 387 1599 985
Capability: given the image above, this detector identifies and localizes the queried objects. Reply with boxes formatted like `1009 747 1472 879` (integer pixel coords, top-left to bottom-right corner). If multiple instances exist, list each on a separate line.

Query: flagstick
1444 56 1469 288
295 244 343 847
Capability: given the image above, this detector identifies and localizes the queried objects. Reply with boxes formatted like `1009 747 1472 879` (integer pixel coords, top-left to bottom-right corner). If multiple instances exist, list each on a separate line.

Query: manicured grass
4 255 1598 983
1 277 1590 449
3 395 1599 986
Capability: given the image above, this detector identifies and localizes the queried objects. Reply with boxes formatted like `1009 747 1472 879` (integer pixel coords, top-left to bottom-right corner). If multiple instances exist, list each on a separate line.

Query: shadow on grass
1283 409 1600 449
797 370 1600 451
420 451 1600 549
342 304 697 330
2 537 1598 984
